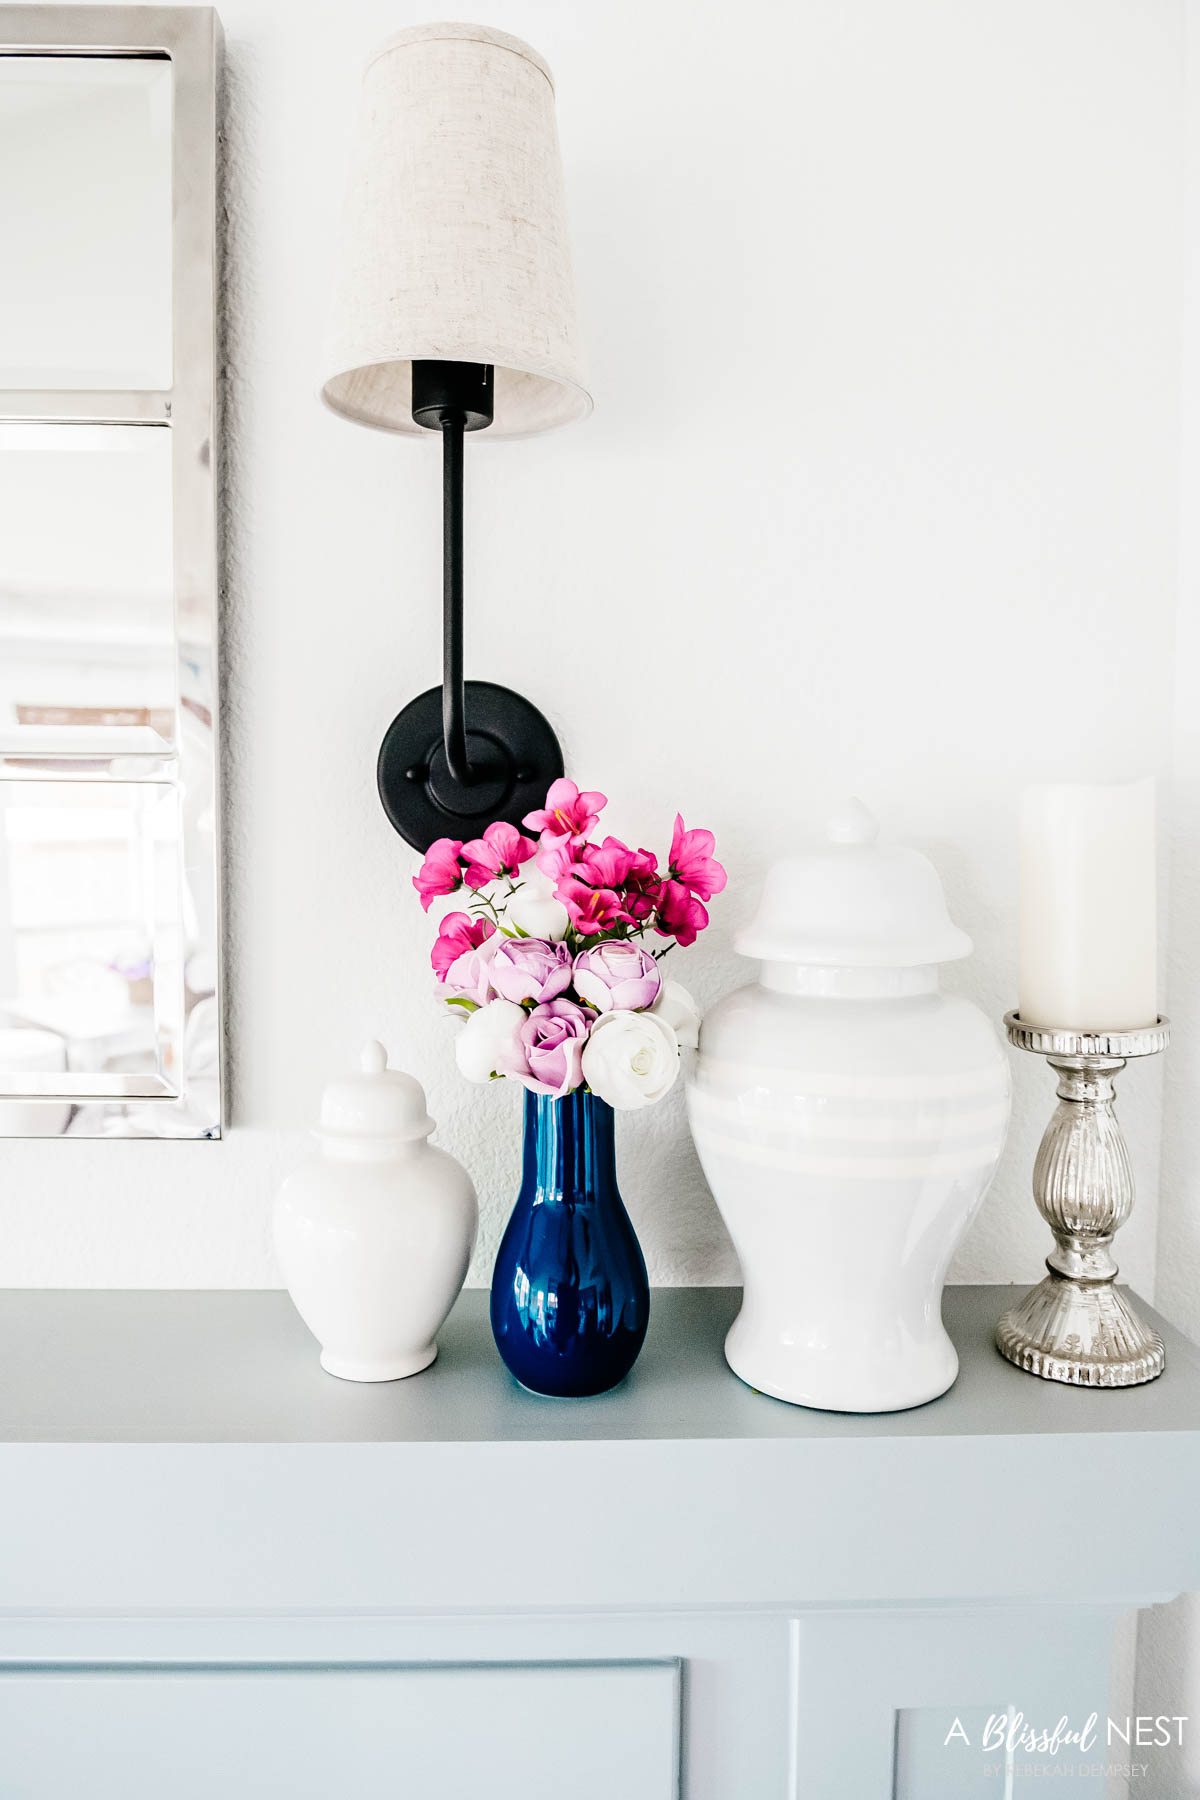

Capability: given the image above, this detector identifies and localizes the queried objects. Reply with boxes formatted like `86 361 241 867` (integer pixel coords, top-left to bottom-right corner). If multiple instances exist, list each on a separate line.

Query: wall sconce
322 22 592 852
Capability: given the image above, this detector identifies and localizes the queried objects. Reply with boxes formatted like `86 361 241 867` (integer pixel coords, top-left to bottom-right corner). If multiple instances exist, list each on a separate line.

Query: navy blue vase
490 1087 650 1397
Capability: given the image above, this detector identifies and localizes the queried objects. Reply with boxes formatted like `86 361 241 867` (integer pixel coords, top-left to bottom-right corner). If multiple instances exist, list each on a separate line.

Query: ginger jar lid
735 799 973 969
317 1040 436 1142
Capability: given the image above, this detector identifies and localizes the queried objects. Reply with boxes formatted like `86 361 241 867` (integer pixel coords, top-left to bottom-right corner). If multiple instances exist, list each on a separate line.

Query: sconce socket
411 359 495 432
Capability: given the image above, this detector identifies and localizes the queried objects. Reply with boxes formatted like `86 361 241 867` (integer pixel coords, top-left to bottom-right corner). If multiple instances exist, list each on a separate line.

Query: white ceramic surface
274 1042 477 1381
688 804 1011 1413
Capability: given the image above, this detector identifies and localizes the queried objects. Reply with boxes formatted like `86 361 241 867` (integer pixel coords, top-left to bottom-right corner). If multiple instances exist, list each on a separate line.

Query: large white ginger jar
275 1041 477 1382
687 801 1010 1413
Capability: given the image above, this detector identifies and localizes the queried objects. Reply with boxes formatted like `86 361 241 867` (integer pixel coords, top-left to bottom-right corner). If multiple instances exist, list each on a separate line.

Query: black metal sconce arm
376 359 564 853
439 414 471 788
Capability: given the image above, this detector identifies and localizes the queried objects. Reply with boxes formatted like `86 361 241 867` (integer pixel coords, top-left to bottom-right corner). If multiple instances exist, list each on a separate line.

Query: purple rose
506 999 591 1098
444 934 499 1007
491 936 574 1006
572 941 662 1013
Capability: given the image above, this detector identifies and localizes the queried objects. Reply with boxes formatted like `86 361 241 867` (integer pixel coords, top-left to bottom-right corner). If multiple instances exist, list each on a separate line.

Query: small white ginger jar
274 1041 477 1382
687 801 1010 1413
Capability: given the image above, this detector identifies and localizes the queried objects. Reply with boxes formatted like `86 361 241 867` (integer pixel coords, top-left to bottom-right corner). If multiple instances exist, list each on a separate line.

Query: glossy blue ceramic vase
490 1087 650 1397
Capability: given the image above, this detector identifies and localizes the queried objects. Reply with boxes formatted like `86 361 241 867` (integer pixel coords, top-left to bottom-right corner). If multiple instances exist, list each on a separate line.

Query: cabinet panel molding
0 1662 681 1800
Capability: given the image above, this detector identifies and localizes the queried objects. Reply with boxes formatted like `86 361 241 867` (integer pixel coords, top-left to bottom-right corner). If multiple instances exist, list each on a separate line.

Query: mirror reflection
0 56 172 389
0 21 221 1136
0 425 175 773
0 779 180 1085
0 771 219 1136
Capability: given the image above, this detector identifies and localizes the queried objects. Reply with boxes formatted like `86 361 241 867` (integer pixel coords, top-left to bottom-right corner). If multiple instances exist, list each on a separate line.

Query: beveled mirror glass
0 55 172 387
0 7 222 1137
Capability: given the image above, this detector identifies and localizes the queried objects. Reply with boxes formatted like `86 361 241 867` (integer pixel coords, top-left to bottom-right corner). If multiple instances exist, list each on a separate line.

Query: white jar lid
735 799 973 969
317 1040 435 1142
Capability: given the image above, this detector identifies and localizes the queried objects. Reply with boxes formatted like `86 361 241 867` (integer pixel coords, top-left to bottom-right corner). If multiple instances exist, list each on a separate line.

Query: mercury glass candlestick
996 1012 1168 1387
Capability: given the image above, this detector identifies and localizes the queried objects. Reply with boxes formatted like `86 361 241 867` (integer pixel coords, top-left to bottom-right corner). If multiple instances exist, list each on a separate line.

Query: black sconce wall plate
376 358 565 852
378 680 563 851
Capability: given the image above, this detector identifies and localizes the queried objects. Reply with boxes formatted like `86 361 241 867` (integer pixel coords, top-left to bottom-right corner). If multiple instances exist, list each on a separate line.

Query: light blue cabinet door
0 1664 680 1799
896 1700 1112 1796
796 1607 1128 1797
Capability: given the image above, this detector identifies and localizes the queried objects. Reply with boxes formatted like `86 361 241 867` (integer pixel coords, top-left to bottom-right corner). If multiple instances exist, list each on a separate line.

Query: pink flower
524 778 607 842
573 942 662 1013
413 837 464 912
461 821 537 890
536 834 588 884
579 836 634 890
431 912 495 982
556 876 631 937
490 937 574 1006
654 878 709 948
504 998 591 1098
668 815 726 902
622 848 662 923
576 840 663 924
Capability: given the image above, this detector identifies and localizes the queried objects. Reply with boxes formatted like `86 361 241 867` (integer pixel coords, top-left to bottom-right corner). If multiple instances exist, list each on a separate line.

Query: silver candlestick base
996 1012 1169 1388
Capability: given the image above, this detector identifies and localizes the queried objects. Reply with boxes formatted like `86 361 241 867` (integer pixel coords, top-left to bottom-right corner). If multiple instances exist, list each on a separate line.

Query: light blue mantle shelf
1 1281 1198 1444
0 1286 1196 1798
0 1284 1196 1613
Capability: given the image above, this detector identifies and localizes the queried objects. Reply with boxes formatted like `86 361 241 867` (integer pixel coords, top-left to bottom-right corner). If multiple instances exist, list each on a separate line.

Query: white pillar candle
1019 779 1157 1032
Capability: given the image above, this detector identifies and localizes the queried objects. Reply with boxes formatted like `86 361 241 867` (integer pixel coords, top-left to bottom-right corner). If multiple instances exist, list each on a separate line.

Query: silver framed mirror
0 6 222 1137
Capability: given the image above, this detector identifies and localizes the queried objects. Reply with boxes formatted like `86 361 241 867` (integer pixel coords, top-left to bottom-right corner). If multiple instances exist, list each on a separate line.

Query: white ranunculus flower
455 999 526 1084
581 1009 680 1111
651 979 701 1050
505 874 570 941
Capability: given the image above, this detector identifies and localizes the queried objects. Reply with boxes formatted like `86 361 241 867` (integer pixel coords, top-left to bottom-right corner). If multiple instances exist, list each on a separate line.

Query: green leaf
445 997 479 1013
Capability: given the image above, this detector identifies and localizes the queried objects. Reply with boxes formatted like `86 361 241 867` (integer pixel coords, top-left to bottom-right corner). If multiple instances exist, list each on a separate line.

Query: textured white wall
1138 4 1200 1793
0 0 1184 1293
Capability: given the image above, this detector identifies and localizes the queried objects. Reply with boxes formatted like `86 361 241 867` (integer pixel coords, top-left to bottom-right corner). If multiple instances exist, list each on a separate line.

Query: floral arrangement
413 780 725 1110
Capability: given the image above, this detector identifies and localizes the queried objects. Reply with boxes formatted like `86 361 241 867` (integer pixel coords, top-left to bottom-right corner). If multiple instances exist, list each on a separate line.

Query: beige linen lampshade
322 21 592 439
